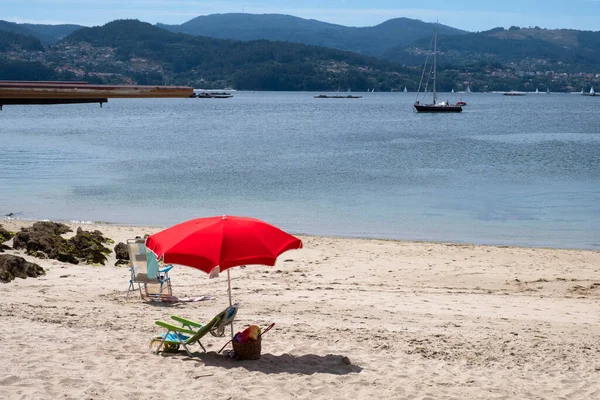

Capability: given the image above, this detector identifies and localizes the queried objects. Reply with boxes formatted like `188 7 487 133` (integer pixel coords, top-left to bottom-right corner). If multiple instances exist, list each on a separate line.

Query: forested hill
0 20 83 44
0 29 44 52
3 19 599 91
57 20 417 90
383 27 600 72
157 13 466 57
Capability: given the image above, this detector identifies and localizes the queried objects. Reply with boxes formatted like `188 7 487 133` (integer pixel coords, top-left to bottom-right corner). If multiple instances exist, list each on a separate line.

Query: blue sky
2 0 599 31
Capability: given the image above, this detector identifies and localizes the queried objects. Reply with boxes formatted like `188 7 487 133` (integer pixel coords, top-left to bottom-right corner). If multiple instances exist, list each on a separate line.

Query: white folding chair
126 238 173 300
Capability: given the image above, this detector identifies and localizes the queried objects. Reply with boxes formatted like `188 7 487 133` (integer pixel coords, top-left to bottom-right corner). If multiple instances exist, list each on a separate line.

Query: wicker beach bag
233 335 262 360
232 323 275 360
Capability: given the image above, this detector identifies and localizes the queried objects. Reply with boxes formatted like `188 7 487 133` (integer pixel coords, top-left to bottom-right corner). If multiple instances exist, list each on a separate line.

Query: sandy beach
1 219 599 399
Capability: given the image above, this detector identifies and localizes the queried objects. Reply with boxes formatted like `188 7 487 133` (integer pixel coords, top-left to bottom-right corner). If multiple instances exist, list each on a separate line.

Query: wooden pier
0 81 194 110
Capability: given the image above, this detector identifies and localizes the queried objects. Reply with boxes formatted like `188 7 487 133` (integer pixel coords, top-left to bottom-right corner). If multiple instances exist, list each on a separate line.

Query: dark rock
0 244 10 253
69 227 112 265
13 222 71 259
0 224 14 243
28 250 48 259
12 222 113 265
56 252 78 264
0 254 45 283
114 242 128 260
114 242 130 266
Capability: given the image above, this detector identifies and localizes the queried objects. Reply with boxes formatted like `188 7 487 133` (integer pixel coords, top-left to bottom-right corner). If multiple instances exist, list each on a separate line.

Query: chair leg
155 332 169 354
126 279 134 300
174 333 192 356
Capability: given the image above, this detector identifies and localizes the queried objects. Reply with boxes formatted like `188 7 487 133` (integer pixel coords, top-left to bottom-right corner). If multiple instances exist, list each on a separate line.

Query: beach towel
161 295 214 303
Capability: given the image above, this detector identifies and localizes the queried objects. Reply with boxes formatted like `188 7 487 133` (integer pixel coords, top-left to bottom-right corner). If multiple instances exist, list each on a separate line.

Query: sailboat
403 87 408 93
583 87 597 96
414 25 462 113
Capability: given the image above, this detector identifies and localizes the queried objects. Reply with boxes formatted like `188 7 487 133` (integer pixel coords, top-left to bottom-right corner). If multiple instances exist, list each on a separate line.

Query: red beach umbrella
146 215 303 305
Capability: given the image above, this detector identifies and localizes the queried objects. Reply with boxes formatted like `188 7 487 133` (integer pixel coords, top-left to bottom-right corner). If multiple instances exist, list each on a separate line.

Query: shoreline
1 219 599 399
1 216 598 252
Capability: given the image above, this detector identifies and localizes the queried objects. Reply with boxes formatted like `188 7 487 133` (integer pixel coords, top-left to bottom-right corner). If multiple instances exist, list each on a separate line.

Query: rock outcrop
0 254 45 283
12 221 113 265
0 224 14 243
114 242 130 266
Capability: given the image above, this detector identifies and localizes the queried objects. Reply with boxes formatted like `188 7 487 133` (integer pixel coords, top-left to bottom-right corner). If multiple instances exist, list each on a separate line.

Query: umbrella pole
227 269 232 307
227 269 234 338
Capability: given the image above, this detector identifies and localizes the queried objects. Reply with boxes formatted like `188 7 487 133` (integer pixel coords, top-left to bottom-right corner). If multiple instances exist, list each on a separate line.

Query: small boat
403 87 408 93
314 94 362 99
196 91 233 98
583 87 597 96
456 100 467 106
503 91 527 96
414 25 462 113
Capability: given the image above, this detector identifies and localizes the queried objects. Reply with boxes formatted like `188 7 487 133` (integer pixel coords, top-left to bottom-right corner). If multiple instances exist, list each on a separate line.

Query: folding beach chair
150 303 240 356
126 238 173 300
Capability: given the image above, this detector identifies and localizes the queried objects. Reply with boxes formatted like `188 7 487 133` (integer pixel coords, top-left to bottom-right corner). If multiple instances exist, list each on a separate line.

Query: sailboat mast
433 25 437 104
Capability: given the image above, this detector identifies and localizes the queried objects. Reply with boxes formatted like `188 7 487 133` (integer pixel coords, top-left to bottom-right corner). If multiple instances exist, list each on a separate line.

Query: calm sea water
1 92 599 249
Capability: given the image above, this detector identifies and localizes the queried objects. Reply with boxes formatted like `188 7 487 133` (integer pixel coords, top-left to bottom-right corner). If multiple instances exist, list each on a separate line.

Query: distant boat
546 88 551 94
194 91 233 98
314 94 362 99
403 87 408 93
535 88 539 94
503 91 527 96
583 87 597 96
451 88 454 93
457 85 471 94
414 25 462 113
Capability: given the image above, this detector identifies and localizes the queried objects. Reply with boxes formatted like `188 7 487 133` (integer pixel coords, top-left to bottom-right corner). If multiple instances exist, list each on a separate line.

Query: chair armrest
155 320 197 335
160 265 173 274
171 315 203 329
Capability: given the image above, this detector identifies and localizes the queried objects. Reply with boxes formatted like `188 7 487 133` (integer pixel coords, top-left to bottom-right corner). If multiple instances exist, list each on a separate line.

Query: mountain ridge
53 19 416 90
0 20 83 44
1 16 599 92
157 13 467 56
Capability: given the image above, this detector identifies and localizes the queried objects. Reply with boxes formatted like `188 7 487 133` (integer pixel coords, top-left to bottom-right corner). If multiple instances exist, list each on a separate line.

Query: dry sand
1 220 599 399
